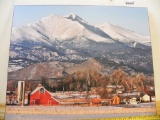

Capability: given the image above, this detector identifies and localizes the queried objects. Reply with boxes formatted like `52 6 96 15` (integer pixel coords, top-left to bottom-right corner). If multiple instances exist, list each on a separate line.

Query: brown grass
5 106 156 115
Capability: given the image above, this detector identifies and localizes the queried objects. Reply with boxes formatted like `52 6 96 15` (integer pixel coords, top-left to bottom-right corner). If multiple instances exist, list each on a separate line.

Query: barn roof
30 84 47 94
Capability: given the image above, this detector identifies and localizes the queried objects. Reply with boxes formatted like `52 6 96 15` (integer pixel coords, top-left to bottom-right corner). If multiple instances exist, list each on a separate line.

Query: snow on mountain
11 13 114 44
65 13 114 43
8 65 23 72
97 23 151 47
11 25 52 46
64 13 87 23
9 13 153 73
40 14 84 41
40 13 114 43
11 13 150 46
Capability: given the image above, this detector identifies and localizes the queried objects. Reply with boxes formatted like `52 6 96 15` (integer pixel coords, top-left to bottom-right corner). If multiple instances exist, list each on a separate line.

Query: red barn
29 84 59 106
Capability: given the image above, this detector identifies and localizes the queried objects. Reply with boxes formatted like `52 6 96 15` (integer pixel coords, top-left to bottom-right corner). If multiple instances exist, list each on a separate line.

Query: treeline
36 69 153 98
7 68 154 98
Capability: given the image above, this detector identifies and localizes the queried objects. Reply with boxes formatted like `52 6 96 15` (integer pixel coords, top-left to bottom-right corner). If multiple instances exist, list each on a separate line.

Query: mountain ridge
11 13 149 45
8 13 153 74
8 58 103 80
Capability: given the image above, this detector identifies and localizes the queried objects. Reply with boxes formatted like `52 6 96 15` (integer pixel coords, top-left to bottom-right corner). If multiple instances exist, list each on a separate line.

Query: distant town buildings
6 81 155 106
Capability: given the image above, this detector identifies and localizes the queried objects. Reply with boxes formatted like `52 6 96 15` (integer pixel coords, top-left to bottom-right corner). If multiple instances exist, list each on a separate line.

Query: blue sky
13 5 150 36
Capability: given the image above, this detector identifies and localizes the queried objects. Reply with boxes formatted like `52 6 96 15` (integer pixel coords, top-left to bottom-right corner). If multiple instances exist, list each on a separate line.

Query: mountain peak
64 13 86 23
83 58 102 70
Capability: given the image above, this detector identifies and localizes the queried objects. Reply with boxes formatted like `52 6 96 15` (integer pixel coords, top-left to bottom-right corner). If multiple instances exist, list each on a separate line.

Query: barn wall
30 89 59 105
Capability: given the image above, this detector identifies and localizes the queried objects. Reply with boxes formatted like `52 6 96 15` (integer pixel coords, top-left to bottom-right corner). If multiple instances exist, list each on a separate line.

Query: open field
5 103 156 120
6 105 156 115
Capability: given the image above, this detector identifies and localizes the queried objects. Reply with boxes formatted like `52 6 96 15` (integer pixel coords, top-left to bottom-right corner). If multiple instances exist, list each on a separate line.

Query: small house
105 95 120 105
29 84 59 106
142 94 150 102
151 96 156 101
128 97 139 104
101 97 119 106
111 95 120 105
92 98 101 105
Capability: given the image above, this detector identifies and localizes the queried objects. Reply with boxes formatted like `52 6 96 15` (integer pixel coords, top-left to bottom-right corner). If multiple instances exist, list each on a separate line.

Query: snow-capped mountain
11 13 150 48
97 23 150 47
11 13 113 45
9 13 153 74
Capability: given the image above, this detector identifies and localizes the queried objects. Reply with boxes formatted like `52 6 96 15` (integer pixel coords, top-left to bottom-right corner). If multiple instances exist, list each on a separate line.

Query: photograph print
5 5 156 119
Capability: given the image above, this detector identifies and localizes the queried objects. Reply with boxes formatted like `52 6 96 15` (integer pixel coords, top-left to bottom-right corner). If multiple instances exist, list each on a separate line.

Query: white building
142 94 150 102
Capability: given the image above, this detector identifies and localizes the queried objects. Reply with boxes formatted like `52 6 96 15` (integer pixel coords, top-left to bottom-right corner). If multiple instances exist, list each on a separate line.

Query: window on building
40 88 44 93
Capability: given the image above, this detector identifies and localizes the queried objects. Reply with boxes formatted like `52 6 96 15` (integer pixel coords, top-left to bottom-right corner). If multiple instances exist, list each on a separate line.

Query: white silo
17 81 25 105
